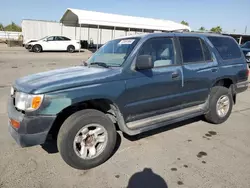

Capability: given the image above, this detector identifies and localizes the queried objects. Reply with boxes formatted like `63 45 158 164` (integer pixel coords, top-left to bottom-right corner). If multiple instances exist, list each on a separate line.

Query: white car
27 36 81 53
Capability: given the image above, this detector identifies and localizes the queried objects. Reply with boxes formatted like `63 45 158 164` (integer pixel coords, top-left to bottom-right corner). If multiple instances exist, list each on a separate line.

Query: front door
43 36 57 51
122 37 184 122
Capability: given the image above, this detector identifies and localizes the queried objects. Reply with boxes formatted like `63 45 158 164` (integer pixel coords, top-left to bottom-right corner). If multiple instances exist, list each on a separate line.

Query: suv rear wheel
205 86 233 124
57 109 117 170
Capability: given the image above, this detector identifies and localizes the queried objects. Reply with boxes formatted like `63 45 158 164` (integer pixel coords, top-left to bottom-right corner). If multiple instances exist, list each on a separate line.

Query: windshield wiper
89 62 110 68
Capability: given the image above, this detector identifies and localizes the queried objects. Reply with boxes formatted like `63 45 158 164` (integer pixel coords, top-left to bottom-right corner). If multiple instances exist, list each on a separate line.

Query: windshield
87 37 140 67
39 36 48 41
241 42 250 49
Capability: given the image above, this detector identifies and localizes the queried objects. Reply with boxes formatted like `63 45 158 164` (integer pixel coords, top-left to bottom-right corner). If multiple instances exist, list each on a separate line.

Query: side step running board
127 104 205 130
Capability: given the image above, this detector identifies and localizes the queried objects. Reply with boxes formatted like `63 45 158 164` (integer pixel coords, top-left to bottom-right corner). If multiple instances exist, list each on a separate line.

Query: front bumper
8 98 56 147
246 56 250 66
24 44 33 50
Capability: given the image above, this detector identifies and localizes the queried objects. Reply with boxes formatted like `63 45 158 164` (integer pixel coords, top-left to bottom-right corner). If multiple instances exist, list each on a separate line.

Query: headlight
246 52 250 56
15 92 44 111
10 86 14 96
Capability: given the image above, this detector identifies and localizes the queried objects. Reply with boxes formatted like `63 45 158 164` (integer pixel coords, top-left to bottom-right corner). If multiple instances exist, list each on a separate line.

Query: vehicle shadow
123 116 202 141
127 168 168 188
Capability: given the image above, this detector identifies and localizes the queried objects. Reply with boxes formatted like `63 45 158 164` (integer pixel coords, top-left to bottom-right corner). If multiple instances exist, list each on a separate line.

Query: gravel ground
0 44 250 188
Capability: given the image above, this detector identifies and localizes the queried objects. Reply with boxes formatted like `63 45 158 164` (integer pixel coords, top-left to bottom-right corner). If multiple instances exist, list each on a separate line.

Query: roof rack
169 29 190 33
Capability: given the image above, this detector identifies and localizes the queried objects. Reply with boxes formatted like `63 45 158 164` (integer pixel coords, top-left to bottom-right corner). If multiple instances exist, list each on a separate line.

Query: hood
25 39 38 44
241 48 250 56
15 66 123 94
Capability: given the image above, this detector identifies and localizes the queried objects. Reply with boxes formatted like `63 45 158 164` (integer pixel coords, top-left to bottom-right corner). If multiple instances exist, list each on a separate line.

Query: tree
0 23 4 31
4 22 21 32
210 26 222 33
181 20 189 26
199 26 206 31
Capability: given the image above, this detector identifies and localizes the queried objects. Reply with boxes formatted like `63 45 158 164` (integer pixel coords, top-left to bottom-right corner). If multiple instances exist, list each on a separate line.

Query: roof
115 32 226 40
60 8 191 31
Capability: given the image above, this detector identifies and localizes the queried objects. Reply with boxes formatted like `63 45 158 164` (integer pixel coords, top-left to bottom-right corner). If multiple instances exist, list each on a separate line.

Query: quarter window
208 36 241 60
138 37 175 67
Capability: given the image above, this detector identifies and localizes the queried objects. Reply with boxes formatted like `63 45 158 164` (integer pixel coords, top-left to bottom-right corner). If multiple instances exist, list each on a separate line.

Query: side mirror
43 39 48 42
136 55 154 70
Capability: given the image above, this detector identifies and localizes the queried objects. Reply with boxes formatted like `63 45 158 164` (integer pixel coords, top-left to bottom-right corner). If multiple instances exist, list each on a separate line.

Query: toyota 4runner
8 33 249 169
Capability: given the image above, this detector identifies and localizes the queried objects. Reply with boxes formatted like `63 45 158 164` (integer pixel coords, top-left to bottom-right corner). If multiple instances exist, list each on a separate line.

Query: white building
22 8 191 46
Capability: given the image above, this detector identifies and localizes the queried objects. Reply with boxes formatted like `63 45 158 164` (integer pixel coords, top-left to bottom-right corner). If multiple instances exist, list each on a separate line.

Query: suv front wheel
57 109 117 170
205 86 233 124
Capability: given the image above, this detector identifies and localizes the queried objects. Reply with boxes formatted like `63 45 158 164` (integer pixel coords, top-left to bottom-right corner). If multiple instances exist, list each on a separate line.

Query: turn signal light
10 119 20 129
32 96 42 109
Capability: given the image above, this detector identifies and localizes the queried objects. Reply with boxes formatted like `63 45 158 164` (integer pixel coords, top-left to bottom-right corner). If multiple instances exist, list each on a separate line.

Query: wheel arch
211 77 236 104
48 98 124 139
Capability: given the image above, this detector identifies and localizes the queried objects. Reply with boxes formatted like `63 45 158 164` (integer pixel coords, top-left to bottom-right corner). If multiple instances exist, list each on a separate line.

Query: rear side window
179 37 204 63
62 36 71 41
208 37 241 60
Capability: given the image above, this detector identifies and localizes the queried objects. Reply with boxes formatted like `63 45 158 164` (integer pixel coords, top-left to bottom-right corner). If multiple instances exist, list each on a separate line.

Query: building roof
60 8 191 31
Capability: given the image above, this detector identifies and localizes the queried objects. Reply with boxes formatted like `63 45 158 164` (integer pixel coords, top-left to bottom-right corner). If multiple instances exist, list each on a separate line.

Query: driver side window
47 36 55 41
138 37 175 67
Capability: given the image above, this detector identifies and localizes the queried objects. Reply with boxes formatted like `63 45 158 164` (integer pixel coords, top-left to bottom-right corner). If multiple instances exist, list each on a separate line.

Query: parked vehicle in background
8 33 249 170
24 39 39 48
241 41 250 66
26 36 81 53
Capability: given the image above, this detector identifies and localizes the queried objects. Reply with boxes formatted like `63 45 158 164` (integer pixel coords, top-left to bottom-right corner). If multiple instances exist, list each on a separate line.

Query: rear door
122 37 184 122
178 36 218 106
55 36 71 51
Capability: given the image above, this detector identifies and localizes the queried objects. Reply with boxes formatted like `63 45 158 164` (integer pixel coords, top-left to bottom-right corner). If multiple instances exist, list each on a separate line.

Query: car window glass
47 36 54 41
62 37 71 41
55 36 64 41
247 42 250 48
201 40 212 61
138 37 175 67
179 37 204 63
208 37 241 60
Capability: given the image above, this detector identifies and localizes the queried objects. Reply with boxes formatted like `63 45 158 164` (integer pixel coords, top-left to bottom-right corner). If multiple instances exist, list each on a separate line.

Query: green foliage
199 27 206 31
181 21 189 26
4 22 22 32
0 23 4 31
210 26 222 33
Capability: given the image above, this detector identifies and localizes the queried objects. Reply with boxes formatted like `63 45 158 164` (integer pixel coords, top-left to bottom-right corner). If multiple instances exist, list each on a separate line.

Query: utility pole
245 26 247 34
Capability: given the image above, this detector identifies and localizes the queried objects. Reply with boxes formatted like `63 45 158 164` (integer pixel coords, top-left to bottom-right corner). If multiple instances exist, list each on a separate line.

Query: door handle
171 72 179 79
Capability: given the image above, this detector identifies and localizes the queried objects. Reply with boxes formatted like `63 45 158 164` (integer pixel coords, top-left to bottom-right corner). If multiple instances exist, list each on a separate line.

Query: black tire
67 45 75 53
204 86 233 124
32 44 42 53
57 109 117 170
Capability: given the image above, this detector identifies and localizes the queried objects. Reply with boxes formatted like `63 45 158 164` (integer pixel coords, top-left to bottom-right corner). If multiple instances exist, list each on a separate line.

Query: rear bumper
235 80 249 93
8 98 56 147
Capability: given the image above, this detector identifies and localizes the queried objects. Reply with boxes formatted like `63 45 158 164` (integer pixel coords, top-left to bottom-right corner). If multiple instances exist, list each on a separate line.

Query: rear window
208 37 241 60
